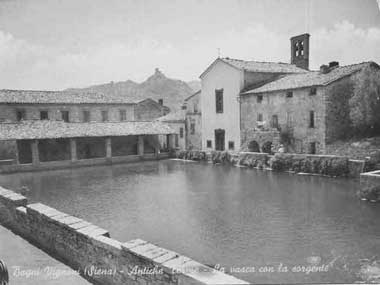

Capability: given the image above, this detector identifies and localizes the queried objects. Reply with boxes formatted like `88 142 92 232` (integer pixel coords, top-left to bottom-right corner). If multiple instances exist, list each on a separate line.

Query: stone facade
184 91 202 150
240 64 380 154
240 129 280 153
134 99 169 121
199 58 304 152
0 99 167 123
240 86 326 154
0 103 135 123
160 122 186 150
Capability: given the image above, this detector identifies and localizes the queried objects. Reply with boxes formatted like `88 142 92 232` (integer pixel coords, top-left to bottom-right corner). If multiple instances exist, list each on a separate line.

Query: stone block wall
0 104 135 123
240 129 280 152
0 187 247 285
185 114 202 150
134 99 167 121
240 86 327 154
269 153 350 177
175 150 363 177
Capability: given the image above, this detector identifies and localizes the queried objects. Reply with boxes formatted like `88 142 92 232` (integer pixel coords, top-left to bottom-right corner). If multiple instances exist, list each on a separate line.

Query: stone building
0 89 176 172
241 61 380 154
199 33 380 154
156 90 202 151
199 37 307 152
183 90 202 150
0 90 169 123
157 110 186 150
0 120 175 173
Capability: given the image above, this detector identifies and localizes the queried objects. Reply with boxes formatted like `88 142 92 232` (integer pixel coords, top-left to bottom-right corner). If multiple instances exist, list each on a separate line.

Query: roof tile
0 90 143 104
0 121 175 140
222 58 307 74
244 62 377 94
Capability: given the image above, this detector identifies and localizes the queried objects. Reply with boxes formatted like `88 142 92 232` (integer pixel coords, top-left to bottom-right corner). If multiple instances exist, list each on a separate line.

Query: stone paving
0 225 89 285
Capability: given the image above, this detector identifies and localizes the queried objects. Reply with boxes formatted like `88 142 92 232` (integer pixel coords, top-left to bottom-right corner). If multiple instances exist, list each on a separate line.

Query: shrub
359 186 380 202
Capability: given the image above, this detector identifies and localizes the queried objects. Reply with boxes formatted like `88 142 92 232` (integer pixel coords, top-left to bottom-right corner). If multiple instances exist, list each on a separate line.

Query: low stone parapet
359 170 380 202
269 153 351 177
238 152 270 169
0 186 248 285
175 150 365 178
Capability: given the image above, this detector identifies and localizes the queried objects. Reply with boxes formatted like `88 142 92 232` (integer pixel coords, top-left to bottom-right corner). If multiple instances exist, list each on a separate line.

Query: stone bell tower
290 33 310 70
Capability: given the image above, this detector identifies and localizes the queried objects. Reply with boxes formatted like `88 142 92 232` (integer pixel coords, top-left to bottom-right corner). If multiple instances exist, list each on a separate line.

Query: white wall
200 60 243 151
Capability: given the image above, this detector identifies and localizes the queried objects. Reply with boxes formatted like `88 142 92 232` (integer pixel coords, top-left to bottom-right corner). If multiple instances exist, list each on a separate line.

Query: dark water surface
0 160 379 284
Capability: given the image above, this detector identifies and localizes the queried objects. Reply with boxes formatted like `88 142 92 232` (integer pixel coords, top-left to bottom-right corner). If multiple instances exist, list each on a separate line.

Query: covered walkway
0 121 176 172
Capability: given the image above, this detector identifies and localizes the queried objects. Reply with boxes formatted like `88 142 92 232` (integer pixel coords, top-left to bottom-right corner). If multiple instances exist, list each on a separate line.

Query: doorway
214 129 225 151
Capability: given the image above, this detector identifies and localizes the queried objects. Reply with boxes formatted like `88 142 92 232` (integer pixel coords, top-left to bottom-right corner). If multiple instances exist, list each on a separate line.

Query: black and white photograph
0 0 380 284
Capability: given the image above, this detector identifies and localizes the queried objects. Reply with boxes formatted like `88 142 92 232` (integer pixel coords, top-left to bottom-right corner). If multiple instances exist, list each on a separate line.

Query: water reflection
0 161 379 284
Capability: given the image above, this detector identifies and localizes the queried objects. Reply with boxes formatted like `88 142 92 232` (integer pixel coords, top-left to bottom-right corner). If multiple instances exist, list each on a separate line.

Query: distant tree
350 65 380 137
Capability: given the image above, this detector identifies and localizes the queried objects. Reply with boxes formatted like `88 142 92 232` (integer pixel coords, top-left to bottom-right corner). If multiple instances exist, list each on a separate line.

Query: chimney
320 64 329 74
320 62 339 74
290 33 310 70
329 61 339 69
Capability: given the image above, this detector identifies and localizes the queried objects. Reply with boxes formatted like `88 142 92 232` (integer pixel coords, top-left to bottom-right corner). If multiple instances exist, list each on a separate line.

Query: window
61 111 69 122
40 111 48 120
193 103 198 113
309 111 315 128
309 142 316 154
180 127 184 138
257 95 263 103
286 91 293 98
119 109 126 121
215 89 223 113
175 134 179 147
295 41 304 57
190 123 195 135
228 141 235 150
101 110 108 122
286 112 293 127
257 113 263 122
16 109 26 121
310 87 317 96
158 99 163 106
83 110 90 122
271 115 279 129
207 140 212 148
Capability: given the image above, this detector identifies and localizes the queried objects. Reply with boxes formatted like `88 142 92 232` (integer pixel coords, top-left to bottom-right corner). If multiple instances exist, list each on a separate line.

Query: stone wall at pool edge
359 170 380 201
176 150 365 178
0 187 248 285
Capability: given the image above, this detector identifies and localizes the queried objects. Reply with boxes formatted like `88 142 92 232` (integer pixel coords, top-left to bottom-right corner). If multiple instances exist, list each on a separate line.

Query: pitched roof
184 90 201 102
200 57 307 78
222 58 308 73
156 110 186 122
243 62 378 94
0 121 175 140
0 89 145 105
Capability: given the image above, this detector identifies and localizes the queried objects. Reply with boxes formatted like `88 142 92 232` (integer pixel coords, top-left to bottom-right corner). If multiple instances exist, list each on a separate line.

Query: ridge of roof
243 61 378 94
184 90 201 101
0 89 145 104
199 57 307 79
220 57 307 73
156 110 186 122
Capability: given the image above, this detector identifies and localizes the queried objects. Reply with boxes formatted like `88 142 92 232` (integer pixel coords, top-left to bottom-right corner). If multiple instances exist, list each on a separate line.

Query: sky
0 0 380 90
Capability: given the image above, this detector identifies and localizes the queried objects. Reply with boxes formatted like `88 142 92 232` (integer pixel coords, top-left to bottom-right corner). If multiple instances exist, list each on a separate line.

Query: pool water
0 160 379 284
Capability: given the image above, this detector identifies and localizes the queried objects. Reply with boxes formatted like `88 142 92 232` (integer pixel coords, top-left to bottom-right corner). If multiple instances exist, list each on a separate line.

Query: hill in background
66 69 199 111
